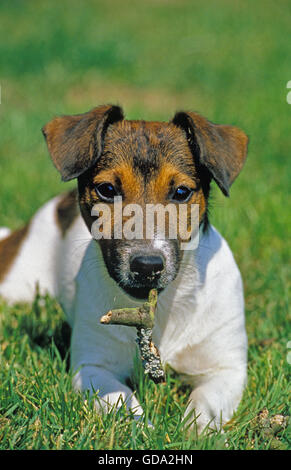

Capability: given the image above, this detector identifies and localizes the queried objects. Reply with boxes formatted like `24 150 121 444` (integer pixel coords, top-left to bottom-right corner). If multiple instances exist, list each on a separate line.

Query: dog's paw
183 389 224 435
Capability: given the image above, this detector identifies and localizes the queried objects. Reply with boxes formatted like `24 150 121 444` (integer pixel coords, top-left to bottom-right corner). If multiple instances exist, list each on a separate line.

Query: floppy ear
42 104 124 181
172 111 248 196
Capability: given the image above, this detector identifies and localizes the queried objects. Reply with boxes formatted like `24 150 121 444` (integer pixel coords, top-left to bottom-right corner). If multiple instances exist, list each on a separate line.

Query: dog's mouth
118 267 167 299
119 284 164 300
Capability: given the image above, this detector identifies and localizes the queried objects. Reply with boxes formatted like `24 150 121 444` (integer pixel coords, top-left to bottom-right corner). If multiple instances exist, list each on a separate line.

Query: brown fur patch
55 189 79 237
0 224 30 282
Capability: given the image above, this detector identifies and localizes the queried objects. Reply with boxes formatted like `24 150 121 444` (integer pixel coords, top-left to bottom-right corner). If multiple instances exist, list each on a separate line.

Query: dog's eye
172 186 193 202
95 183 118 202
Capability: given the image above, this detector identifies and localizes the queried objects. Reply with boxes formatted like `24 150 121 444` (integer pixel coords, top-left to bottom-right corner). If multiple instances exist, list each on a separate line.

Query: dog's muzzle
99 238 181 299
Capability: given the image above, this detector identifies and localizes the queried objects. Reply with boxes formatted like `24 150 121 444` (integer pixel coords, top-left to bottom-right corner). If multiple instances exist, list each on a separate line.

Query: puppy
0 105 248 432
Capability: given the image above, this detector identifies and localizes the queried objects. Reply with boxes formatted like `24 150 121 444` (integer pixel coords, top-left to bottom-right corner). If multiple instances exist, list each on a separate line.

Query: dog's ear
172 111 248 196
42 105 124 181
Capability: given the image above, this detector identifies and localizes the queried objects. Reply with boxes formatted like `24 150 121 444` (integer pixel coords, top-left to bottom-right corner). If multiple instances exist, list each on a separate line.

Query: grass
0 294 290 450
0 0 290 450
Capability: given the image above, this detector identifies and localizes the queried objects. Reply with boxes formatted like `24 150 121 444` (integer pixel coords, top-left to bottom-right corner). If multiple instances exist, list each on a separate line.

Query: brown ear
42 104 124 181
172 111 248 196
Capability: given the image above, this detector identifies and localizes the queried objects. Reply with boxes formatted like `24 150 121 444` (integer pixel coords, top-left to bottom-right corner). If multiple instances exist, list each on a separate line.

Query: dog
0 104 248 433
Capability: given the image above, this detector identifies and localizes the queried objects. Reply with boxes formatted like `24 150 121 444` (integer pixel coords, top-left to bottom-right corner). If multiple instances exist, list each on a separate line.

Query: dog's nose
130 255 164 276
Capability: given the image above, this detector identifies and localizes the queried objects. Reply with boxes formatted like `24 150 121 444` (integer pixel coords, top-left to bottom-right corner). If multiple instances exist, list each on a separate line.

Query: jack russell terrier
0 105 248 432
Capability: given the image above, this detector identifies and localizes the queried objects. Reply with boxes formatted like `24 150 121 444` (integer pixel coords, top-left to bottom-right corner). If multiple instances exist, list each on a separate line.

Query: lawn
0 0 290 450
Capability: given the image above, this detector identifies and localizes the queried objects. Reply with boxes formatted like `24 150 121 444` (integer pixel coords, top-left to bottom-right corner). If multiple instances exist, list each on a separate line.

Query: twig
100 289 165 383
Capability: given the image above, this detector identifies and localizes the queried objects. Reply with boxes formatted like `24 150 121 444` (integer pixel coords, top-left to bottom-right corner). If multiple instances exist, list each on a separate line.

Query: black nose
130 255 164 276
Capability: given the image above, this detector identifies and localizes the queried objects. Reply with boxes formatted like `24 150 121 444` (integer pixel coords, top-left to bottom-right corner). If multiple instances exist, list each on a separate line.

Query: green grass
0 0 290 450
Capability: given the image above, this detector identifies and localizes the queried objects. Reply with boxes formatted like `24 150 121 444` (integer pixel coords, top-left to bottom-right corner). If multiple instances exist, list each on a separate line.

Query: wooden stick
100 289 165 383
100 289 157 329
100 307 154 329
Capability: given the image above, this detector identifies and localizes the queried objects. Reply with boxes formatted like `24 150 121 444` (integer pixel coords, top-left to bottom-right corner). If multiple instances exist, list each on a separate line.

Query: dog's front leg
69 284 144 420
184 366 247 434
72 365 143 417
68 254 147 421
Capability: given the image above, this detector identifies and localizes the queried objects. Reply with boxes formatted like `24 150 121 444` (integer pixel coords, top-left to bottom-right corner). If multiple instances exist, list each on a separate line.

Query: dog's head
43 105 248 299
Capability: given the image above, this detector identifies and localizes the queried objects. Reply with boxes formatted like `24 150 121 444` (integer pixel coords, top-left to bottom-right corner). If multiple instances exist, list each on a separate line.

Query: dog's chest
152 279 200 364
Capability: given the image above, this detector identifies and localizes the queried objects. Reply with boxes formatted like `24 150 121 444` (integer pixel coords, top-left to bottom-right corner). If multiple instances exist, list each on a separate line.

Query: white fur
0 197 247 432
0 227 11 240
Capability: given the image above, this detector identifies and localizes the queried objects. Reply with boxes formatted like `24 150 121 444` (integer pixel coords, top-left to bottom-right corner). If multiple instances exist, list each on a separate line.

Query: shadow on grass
15 291 72 370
